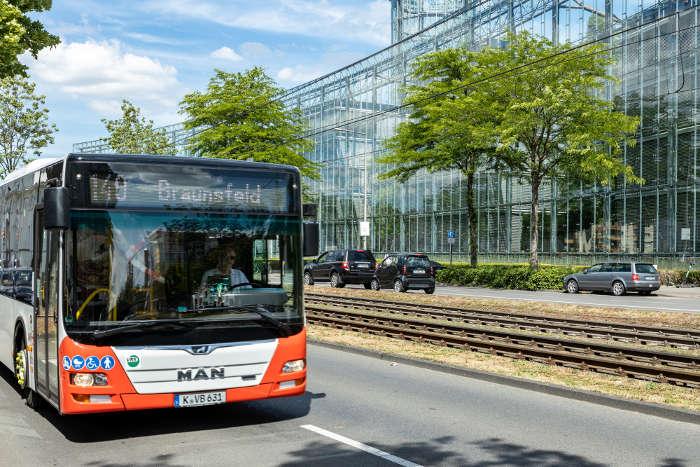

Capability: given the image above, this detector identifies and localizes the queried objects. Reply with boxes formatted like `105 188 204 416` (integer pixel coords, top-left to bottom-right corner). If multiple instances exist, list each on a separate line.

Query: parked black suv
370 253 435 294
304 249 377 288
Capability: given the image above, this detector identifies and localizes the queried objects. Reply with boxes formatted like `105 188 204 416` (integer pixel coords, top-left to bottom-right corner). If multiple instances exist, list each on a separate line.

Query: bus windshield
65 210 302 334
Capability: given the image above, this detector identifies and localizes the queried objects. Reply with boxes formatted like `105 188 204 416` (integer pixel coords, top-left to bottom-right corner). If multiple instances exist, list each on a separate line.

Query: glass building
76 0 700 266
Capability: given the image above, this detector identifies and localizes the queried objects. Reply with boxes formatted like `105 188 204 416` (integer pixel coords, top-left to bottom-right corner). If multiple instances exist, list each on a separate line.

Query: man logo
177 367 225 382
189 345 211 355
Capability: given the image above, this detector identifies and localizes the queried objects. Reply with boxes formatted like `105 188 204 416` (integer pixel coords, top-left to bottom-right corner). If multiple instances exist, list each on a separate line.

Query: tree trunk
529 177 540 270
466 171 478 267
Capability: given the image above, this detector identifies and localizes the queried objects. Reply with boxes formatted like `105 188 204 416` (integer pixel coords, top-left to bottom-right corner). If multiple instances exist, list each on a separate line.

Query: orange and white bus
0 154 316 414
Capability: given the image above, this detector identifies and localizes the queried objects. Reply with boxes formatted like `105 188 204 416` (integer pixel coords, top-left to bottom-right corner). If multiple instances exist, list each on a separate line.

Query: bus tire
14 331 42 410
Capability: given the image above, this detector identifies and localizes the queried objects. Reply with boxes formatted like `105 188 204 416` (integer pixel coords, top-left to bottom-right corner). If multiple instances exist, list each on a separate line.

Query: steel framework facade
75 0 700 265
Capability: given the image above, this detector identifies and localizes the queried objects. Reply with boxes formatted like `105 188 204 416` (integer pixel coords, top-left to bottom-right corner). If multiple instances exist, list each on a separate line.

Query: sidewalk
655 285 700 299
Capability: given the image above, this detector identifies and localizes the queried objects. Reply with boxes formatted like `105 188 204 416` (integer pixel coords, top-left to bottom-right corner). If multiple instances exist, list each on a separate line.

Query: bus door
34 208 60 405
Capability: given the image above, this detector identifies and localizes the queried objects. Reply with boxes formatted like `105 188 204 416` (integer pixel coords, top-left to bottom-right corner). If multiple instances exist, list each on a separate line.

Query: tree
0 0 59 78
101 100 174 155
480 31 640 269
179 68 318 179
379 49 499 267
0 75 56 177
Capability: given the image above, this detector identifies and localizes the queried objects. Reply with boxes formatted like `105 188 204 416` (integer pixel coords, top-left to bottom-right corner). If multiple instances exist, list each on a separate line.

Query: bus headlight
72 373 94 387
282 359 305 373
93 373 108 386
71 373 108 387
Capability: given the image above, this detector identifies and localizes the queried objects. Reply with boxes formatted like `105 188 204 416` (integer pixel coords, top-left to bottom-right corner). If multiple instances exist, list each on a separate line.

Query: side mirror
44 187 70 230
303 222 319 257
303 203 318 218
583 269 589 274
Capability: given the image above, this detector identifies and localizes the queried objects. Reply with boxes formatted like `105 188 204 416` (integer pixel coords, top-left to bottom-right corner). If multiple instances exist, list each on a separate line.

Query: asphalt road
0 344 698 466
315 284 700 313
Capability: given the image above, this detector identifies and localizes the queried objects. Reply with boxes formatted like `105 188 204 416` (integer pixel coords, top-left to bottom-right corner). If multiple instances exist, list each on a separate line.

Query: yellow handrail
75 288 115 321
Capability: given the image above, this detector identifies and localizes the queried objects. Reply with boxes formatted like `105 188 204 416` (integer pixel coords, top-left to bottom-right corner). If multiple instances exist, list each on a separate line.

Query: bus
0 154 318 414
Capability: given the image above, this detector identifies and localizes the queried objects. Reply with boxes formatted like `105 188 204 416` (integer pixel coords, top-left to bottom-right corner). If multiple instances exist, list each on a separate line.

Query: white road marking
301 424 423 467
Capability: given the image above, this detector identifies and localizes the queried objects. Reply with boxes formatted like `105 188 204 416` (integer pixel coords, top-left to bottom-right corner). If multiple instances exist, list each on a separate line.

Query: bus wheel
14 337 41 409
14 345 27 390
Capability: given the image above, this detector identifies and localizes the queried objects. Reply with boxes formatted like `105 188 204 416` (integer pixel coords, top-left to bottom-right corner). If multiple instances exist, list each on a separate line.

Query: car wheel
566 279 579 294
330 272 344 288
370 278 381 291
393 279 406 293
424 287 435 294
303 272 314 286
611 280 626 296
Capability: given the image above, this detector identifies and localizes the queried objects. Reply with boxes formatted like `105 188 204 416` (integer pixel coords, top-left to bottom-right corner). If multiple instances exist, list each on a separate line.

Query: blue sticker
71 355 85 370
62 356 71 371
85 356 100 371
100 355 115 371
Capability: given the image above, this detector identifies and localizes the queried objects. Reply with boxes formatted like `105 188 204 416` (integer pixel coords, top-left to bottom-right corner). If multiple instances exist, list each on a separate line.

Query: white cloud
210 46 243 62
142 0 391 46
29 40 183 122
277 65 325 85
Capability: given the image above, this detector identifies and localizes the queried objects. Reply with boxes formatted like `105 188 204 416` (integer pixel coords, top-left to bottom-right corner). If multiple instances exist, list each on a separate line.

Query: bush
436 264 586 290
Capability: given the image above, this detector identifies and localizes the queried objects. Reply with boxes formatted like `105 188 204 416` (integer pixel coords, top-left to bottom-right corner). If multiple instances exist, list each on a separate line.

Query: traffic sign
447 230 456 239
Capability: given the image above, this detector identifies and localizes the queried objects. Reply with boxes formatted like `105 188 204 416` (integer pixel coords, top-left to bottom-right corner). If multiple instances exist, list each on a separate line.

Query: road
0 344 698 466
316 284 700 313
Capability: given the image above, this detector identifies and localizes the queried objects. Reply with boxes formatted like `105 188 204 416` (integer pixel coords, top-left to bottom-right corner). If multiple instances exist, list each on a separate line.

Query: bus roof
0 156 65 186
0 153 301 187
66 153 301 175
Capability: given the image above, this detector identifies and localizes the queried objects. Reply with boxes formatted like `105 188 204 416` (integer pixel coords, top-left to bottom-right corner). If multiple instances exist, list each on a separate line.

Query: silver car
563 262 660 296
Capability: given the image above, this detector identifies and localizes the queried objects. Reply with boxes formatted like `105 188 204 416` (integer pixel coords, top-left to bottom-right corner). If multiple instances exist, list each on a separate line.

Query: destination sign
75 162 294 212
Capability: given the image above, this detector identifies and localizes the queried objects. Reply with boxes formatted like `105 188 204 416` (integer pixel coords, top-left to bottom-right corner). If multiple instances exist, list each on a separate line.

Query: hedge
436 263 700 290
436 264 585 290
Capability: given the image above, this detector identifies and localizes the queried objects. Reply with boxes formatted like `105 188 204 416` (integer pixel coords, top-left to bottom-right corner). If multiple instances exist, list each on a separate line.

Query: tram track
305 293 700 350
303 295 700 387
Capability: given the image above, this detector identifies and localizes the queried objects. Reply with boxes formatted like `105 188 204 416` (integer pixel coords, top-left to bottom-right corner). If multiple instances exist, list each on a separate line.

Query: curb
309 339 700 426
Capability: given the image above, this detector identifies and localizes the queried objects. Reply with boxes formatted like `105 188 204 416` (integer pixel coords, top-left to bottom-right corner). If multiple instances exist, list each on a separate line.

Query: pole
449 243 453 266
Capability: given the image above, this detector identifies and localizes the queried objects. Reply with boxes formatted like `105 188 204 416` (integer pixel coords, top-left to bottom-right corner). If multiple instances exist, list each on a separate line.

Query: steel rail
306 307 700 387
304 293 700 349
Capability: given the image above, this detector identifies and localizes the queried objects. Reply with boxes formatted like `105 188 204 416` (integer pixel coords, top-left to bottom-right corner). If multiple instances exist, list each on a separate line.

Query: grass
309 325 700 412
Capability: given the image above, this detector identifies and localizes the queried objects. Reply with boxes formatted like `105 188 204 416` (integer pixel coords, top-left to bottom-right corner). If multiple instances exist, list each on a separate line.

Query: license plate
645 277 655 281
413 268 425 274
357 263 369 268
174 391 226 408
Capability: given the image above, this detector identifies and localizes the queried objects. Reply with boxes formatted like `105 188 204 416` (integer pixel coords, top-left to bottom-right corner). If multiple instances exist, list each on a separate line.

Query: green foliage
179 68 318 179
658 268 700 286
380 48 500 266
101 100 174 155
0 0 59 78
0 75 56 177
477 32 640 269
436 264 586 290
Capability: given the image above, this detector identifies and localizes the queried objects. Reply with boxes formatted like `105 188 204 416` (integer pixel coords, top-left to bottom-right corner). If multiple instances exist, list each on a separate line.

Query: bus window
65 211 302 328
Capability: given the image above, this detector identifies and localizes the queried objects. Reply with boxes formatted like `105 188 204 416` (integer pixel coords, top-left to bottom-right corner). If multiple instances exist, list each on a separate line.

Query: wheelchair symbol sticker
85 356 100 371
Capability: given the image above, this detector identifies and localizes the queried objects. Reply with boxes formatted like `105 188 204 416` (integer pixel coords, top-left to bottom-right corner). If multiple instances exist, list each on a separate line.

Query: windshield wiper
89 320 194 339
231 305 293 337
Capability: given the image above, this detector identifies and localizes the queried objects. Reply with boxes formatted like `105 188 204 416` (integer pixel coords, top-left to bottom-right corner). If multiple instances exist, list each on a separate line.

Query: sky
21 0 391 156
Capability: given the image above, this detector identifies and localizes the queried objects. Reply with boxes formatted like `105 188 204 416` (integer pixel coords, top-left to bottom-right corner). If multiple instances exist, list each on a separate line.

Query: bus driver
200 246 251 291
